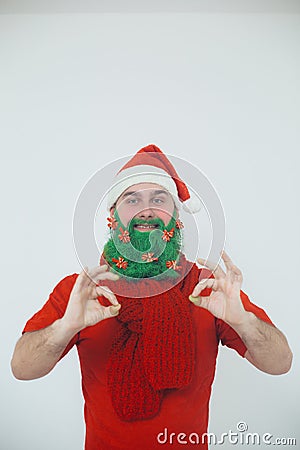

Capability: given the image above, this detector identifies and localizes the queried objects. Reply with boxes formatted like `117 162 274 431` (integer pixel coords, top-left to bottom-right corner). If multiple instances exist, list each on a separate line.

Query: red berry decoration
107 217 118 230
166 260 182 271
176 219 184 229
141 252 158 263
112 257 128 269
162 228 174 242
118 227 131 243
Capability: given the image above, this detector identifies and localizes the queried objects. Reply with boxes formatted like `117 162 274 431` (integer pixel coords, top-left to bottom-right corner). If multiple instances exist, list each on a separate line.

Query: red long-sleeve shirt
23 262 274 450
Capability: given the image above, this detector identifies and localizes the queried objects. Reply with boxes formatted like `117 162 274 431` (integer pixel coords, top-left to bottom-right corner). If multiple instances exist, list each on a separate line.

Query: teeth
136 225 156 228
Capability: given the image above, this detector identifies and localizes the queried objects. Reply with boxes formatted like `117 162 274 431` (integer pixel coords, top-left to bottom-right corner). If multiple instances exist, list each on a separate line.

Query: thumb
189 295 211 311
109 304 121 316
189 295 202 307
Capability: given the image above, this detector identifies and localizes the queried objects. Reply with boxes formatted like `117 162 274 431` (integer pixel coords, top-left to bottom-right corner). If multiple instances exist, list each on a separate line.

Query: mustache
129 218 164 225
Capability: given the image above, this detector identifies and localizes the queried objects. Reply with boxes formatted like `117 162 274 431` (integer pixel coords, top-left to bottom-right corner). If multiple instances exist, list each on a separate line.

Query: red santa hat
107 144 201 213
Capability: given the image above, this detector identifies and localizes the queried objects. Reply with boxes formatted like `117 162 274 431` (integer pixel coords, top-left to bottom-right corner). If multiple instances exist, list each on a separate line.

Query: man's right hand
11 265 121 380
62 265 121 334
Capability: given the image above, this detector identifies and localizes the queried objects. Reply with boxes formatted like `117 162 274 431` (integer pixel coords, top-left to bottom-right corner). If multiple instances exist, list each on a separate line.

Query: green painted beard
103 209 183 279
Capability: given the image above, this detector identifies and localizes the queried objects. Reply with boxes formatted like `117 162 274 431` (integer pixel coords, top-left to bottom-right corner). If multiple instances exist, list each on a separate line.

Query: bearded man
11 145 292 450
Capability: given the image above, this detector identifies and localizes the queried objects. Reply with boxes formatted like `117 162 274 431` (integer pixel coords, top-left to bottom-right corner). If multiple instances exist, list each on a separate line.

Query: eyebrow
121 189 169 198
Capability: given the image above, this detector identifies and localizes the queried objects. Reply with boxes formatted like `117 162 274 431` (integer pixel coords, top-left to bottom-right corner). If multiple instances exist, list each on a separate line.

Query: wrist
228 310 257 333
51 317 80 344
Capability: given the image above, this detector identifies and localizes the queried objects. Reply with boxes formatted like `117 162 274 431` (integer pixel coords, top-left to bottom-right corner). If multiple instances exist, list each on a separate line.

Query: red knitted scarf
100 254 198 422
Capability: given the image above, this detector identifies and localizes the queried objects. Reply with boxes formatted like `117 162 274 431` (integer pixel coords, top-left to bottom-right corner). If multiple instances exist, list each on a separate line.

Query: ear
110 206 115 218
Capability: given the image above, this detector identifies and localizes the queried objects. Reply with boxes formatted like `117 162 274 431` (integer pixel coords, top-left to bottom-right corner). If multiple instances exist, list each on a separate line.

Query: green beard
103 209 183 279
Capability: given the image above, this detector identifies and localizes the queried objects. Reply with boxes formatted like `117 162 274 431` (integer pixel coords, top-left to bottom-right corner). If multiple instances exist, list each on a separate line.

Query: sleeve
22 273 79 358
216 290 275 358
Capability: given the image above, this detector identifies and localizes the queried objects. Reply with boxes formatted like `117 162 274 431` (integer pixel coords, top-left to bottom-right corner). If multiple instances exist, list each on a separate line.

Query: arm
11 265 121 380
11 319 78 380
189 251 293 375
235 313 292 375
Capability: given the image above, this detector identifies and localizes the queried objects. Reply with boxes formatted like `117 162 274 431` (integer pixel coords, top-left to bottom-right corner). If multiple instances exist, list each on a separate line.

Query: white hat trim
107 165 181 210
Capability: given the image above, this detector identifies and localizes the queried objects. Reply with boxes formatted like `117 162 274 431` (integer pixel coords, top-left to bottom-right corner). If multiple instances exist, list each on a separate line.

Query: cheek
116 205 135 227
155 209 174 225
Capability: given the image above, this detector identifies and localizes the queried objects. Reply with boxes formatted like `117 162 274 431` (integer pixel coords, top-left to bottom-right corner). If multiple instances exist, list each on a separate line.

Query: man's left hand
189 250 248 327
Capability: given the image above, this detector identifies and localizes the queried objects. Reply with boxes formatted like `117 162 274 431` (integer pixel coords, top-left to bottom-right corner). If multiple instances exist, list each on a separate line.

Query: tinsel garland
103 210 184 279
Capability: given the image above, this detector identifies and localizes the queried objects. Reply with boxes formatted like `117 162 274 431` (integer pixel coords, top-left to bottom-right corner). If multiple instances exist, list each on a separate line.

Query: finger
197 257 225 279
75 267 92 290
96 285 120 306
190 278 217 298
188 295 210 310
90 264 109 275
95 272 120 282
221 251 243 282
229 266 243 286
87 265 108 278
84 265 109 286
221 250 234 271
102 303 122 319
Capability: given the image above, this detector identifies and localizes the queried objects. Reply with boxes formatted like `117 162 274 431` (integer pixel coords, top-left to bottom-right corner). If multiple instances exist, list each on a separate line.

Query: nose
136 206 155 220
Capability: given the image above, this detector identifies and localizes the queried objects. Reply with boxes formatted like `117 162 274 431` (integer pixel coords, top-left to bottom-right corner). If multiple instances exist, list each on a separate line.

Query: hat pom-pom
182 195 202 214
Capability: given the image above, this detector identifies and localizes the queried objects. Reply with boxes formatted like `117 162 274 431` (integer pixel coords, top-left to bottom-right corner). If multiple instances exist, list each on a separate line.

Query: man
11 145 292 450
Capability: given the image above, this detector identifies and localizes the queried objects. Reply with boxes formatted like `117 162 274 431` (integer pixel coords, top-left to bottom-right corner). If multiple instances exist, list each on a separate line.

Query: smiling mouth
133 224 159 232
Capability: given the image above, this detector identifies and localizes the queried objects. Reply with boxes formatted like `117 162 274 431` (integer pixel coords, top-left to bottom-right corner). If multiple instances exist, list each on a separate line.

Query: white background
1 2 299 449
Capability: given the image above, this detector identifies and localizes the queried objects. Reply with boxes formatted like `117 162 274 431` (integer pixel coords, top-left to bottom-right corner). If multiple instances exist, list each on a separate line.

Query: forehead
120 183 170 197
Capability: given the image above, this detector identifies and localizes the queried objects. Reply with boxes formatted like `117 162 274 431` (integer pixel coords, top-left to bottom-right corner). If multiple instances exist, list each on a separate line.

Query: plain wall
1 4 299 449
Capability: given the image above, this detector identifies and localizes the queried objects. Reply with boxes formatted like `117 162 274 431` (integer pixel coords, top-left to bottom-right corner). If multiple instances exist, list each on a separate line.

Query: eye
127 198 138 204
152 198 164 204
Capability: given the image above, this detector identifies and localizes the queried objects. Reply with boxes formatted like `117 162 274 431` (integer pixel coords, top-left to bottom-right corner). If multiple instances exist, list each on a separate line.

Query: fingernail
114 303 121 309
189 295 199 303
110 304 121 315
